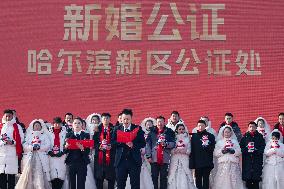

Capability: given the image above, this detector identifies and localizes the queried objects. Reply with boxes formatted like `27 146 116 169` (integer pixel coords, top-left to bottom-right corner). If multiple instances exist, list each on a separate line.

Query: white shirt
123 125 131 132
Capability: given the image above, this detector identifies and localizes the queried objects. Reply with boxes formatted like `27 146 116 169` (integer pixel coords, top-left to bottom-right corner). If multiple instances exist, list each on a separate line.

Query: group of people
0 108 284 189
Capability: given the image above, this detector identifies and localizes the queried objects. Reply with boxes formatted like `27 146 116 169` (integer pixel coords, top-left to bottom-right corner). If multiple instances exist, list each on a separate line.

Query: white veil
254 117 271 135
268 129 283 143
85 113 101 134
216 125 238 142
26 119 49 136
140 117 156 134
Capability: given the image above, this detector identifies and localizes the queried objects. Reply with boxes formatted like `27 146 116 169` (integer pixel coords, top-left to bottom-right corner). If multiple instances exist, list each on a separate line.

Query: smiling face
170 113 179 124
157 118 165 130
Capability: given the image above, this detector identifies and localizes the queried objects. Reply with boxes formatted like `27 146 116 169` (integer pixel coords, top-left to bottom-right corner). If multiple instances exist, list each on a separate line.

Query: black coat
64 131 90 165
93 123 116 180
189 130 215 169
240 131 265 181
112 124 146 167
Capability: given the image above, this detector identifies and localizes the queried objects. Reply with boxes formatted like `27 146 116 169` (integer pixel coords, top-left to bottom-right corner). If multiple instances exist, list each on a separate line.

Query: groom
113 109 145 189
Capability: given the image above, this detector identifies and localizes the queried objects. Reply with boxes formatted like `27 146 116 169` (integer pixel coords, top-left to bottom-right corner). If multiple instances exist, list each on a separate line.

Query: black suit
65 131 90 189
93 123 116 189
112 124 146 189
189 130 216 189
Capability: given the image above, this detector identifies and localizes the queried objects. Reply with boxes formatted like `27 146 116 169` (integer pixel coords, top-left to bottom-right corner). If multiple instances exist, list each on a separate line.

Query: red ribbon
157 129 164 165
53 128 61 148
98 127 111 165
13 123 23 158
279 124 284 137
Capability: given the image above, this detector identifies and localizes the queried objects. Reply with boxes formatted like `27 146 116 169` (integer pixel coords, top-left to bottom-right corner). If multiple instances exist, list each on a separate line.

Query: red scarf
53 128 61 147
98 127 111 165
279 124 284 136
13 123 23 158
249 131 255 137
157 129 164 165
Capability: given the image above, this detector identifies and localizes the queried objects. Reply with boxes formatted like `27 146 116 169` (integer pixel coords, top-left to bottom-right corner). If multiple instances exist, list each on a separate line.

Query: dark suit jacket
112 124 146 167
64 131 90 165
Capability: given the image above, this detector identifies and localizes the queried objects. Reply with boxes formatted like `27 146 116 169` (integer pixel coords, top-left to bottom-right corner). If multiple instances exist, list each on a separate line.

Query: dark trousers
96 178 115 189
116 157 141 189
195 167 212 189
51 178 64 189
150 163 169 189
0 173 15 189
245 180 260 189
68 163 87 189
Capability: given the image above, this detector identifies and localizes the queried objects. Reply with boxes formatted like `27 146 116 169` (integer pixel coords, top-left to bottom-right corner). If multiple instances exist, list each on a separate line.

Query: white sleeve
38 134 51 152
233 140 241 157
186 138 191 155
276 144 284 157
0 140 5 147
23 136 33 152
214 142 223 158
264 142 276 157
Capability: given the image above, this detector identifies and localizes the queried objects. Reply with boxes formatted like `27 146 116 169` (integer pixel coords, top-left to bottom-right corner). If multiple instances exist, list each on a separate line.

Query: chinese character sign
0 0 283 132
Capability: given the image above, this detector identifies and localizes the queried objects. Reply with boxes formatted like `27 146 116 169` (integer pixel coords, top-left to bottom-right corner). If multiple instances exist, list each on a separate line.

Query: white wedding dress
168 133 196 189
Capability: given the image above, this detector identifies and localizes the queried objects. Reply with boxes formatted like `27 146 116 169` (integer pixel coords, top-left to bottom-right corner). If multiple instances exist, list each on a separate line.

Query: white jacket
48 127 67 180
0 119 24 174
214 138 241 164
166 119 186 132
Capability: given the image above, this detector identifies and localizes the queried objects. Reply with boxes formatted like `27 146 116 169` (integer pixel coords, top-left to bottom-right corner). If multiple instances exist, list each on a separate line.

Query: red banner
66 139 94 149
0 1 283 132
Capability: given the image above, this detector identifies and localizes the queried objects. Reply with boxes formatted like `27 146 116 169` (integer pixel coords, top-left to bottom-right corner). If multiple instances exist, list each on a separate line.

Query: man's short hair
3 109 13 115
101 113 111 118
171 111 180 117
156 115 165 121
53 117 63 124
225 112 233 117
121 109 133 117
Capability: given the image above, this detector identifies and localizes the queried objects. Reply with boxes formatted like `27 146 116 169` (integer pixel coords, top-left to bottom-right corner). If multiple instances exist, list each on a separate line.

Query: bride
168 123 196 189
213 125 244 189
16 119 52 189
